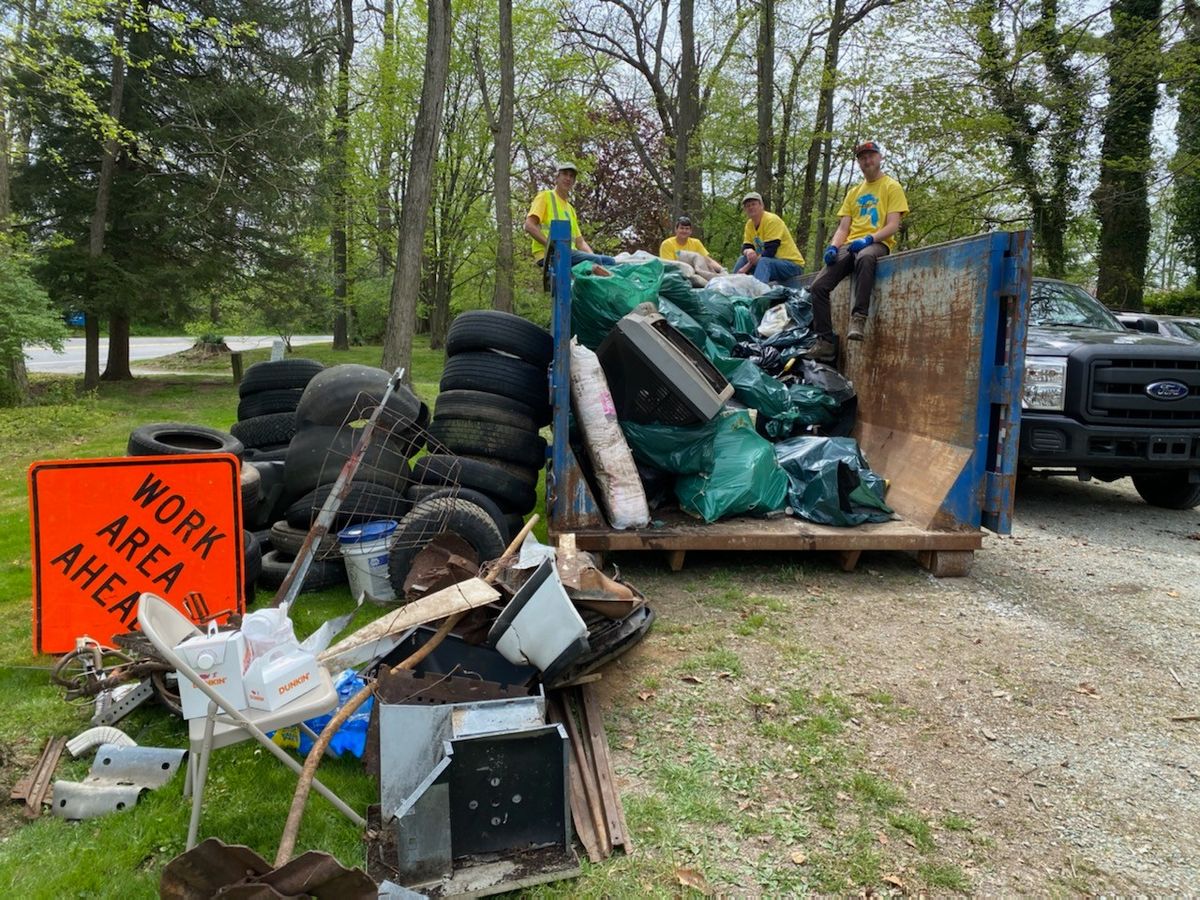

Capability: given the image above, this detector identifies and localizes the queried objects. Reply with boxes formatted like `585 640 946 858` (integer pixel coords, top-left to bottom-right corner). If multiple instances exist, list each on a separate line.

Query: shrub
1144 287 1200 317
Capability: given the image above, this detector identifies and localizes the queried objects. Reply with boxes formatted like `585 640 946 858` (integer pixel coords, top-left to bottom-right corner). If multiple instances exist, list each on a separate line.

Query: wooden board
556 509 981 553
855 422 973 532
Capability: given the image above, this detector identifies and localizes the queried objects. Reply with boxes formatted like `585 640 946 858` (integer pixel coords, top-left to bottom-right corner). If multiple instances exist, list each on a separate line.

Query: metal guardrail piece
51 743 187 821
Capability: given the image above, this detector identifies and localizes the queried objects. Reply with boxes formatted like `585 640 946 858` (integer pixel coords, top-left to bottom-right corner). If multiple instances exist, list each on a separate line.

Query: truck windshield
1030 281 1123 331
1174 320 1200 342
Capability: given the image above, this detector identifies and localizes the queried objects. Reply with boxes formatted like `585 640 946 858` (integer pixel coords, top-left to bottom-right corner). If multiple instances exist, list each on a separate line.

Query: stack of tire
231 358 324 464
125 423 260 604
262 364 428 596
397 311 553 592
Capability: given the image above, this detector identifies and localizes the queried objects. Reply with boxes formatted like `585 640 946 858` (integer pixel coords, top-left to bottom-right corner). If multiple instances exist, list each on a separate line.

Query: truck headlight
1022 356 1067 411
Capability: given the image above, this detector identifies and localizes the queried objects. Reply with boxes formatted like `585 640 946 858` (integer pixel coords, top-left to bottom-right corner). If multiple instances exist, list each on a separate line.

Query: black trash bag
757 286 815 337
797 359 858 436
774 435 894 527
635 459 675 510
762 382 841 440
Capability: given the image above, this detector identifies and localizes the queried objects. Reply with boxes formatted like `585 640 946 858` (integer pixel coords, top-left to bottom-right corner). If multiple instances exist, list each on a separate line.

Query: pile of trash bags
570 257 893 527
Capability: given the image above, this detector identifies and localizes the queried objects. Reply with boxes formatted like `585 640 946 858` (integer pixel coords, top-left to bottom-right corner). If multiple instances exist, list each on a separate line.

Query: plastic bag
570 340 651 529
620 417 721 475
713 356 792 419
774 436 894 527
656 298 717 358
675 409 789 522
757 303 791 337
658 269 695 307
572 259 664 349
706 274 772 298
276 669 373 759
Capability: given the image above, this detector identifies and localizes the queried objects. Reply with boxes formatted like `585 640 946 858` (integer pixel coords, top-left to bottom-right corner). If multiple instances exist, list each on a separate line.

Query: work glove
823 245 838 266
848 235 874 254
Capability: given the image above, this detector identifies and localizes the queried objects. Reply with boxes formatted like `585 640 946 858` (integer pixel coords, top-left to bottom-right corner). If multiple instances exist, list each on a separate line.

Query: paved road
24 335 332 374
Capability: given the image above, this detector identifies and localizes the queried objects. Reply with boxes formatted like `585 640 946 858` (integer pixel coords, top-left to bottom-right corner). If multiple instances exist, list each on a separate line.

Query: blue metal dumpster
545 223 1030 576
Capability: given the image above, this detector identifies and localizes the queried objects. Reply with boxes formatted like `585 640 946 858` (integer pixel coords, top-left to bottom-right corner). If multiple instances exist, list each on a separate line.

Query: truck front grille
1086 358 1200 424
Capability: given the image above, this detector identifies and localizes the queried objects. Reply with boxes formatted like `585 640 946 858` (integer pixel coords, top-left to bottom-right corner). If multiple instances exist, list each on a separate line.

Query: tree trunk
1093 0 1162 310
86 20 127 390
378 0 396 278
1172 0 1200 287
429 257 451 348
754 0 774 208
675 0 699 219
491 0 515 312
381 0 451 379
101 311 131 381
331 0 354 349
774 58 802 214
797 0 845 256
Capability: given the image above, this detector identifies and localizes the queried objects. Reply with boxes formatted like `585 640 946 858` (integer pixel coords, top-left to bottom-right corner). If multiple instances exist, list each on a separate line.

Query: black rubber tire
433 390 539 432
504 514 525 539
412 454 536 512
243 530 262 604
241 464 261 524
294 364 425 431
128 423 244 459
269 520 342 557
238 358 324 398
403 486 510 543
237 388 305 420
283 425 412 500
459 454 540 486
284 481 410 530
231 412 296 449
1131 472 1200 509
439 353 550 425
258 549 347 593
445 310 554 367
427 418 547 469
387 498 505 592
243 446 290 463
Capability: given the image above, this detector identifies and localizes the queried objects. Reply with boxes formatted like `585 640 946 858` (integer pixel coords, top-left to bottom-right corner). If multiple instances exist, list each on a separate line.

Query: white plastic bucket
338 520 398 604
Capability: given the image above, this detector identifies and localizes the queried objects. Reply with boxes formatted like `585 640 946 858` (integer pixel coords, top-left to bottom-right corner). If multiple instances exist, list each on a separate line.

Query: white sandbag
677 249 726 277
707 273 770 297
569 340 651 530
614 250 659 265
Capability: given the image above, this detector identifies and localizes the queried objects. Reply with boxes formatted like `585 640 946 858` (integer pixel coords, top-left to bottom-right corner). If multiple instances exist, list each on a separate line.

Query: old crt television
596 303 733 425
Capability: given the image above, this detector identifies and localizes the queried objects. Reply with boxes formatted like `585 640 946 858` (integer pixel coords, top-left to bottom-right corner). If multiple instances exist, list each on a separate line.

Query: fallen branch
273 515 538 867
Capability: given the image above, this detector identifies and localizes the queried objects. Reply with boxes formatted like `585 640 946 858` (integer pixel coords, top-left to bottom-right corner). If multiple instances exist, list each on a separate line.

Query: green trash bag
712 356 792 419
656 298 717 358
774 436 894 527
763 383 840 439
658 270 695 308
572 259 664 349
693 290 737 328
620 417 721 475
676 409 789 523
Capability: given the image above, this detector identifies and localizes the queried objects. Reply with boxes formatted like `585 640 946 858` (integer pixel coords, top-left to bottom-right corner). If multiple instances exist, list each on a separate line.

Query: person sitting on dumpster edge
801 140 909 364
659 215 723 269
524 160 616 269
732 192 806 285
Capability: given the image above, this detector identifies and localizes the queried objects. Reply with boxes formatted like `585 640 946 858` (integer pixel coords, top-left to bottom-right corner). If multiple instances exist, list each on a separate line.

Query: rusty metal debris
160 837 378 899
9 736 66 819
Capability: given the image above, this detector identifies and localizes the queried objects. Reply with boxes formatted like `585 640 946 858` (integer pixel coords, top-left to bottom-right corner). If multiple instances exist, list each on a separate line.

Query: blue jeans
570 250 616 266
733 255 803 284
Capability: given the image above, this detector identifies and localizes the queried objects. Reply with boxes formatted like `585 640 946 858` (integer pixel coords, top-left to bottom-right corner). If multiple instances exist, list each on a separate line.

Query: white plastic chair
137 592 365 849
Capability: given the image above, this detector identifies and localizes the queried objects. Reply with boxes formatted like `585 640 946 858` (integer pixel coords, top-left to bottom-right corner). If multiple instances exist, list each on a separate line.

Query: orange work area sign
28 453 244 654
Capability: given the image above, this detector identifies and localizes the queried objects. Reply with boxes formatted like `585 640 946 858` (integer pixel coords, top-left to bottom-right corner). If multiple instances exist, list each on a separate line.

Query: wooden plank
854 422 972 531
837 550 861 572
916 549 974 578
547 697 604 863
318 577 499 668
230 351 244 385
579 684 628 851
11 736 66 818
557 690 610 854
665 550 686 571
557 510 982 553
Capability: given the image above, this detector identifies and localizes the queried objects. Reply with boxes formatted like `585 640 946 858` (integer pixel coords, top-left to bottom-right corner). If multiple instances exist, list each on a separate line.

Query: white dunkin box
244 646 321 712
175 625 251 720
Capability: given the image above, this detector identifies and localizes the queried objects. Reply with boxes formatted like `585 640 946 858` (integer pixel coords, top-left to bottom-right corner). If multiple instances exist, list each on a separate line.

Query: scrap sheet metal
52 743 186 820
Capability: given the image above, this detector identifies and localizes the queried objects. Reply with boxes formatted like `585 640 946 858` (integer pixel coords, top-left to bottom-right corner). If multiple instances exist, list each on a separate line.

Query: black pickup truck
1020 277 1200 509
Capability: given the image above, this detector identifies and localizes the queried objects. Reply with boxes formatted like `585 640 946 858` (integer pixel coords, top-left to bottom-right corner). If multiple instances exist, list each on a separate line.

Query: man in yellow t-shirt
802 140 909 362
523 161 615 268
733 193 805 284
659 215 722 269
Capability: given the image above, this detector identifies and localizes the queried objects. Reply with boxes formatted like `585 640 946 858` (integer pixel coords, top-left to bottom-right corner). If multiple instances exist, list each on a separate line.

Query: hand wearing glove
823 245 839 266
848 235 874 254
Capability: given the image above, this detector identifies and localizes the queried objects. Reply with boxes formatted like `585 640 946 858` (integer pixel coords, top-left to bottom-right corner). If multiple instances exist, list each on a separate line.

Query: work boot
847 314 867 341
800 338 836 363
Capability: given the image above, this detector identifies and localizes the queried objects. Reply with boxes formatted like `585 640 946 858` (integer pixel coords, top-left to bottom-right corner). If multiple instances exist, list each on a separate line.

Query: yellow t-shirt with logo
837 175 908 250
659 236 710 261
527 189 580 261
741 211 804 266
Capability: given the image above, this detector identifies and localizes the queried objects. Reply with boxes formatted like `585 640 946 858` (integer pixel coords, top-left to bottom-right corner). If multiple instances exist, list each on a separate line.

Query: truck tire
243 530 262 604
433 390 539 432
439 353 550 424
283 425 412 500
269 520 341 557
403 485 510 543
231 412 296 449
284 481 409 530
258 549 347 592
128 423 243 459
1131 472 1200 509
238 358 323 398
387 498 505 591
295 364 425 430
445 310 554 367
412 454 535 512
237 388 305 420
426 418 547 469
